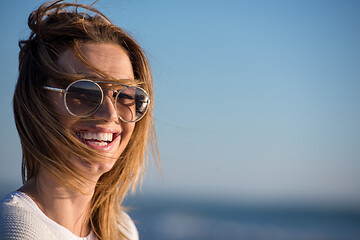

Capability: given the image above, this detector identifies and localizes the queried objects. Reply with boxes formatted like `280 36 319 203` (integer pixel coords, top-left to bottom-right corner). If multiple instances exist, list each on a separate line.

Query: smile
75 130 121 149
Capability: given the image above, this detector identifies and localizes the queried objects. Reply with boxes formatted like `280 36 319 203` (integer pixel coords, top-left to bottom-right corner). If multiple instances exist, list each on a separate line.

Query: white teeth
87 140 108 146
92 132 97 140
78 131 114 142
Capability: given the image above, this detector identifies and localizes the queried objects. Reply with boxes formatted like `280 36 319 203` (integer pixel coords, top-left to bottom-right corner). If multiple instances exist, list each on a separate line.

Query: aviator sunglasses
44 79 150 123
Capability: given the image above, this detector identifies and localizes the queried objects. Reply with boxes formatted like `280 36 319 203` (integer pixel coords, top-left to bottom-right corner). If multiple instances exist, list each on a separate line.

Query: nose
92 90 118 122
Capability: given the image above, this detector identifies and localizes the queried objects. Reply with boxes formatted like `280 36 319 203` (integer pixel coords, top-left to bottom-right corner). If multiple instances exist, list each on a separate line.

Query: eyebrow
74 73 137 84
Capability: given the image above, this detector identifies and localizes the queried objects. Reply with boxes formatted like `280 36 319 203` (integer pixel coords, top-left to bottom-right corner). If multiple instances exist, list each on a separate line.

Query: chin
92 159 118 176
72 155 119 180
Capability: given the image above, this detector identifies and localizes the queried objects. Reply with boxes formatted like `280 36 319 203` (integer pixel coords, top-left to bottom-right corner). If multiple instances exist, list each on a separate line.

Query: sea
125 195 360 240
1 185 360 240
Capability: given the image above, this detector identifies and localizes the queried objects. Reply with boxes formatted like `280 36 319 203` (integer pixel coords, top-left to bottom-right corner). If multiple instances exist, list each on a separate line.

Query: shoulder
0 192 52 240
117 211 139 240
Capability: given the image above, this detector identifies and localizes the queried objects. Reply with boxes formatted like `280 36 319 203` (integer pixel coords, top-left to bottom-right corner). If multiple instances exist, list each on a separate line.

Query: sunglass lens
65 81 102 116
116 87 149 122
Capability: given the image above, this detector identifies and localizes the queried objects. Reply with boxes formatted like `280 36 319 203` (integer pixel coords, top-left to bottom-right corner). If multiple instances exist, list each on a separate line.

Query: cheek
120 123 135 149
125 124 135 140
46 92 81 127
46 93 71 119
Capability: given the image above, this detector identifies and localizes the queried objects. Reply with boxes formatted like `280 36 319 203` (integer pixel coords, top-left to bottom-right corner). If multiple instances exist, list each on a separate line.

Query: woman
0 1 158 239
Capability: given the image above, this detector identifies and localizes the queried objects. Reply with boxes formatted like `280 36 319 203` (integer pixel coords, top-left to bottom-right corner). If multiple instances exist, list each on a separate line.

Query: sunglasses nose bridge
102 88 117 95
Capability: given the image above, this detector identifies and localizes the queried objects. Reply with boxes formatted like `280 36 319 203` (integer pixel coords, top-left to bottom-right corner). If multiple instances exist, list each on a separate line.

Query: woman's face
50 42 136 178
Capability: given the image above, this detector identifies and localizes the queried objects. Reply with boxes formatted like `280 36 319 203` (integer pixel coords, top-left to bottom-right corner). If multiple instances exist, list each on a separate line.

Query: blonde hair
13 1 159 239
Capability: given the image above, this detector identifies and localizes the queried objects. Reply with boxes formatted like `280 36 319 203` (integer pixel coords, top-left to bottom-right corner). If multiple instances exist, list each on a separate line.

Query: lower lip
78 134 121 151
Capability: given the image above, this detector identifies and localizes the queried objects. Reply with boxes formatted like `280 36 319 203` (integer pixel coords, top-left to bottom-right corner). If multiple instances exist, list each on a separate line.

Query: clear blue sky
0 0 359 207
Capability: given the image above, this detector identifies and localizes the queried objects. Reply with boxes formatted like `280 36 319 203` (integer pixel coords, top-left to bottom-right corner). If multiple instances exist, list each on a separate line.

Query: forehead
57 42 134 81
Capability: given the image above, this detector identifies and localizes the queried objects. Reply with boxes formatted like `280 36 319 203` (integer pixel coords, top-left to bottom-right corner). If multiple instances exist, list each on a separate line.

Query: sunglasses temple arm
43 86 66 93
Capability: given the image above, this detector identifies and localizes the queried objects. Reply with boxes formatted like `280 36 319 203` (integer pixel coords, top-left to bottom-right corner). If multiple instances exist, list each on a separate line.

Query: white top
0 191 139 240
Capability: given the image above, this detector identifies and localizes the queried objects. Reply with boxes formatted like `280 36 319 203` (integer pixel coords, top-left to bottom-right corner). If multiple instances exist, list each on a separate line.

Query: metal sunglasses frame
43 79 151 123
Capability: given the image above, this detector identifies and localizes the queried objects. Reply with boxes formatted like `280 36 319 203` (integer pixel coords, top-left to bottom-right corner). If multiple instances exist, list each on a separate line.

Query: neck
19 168 97 237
